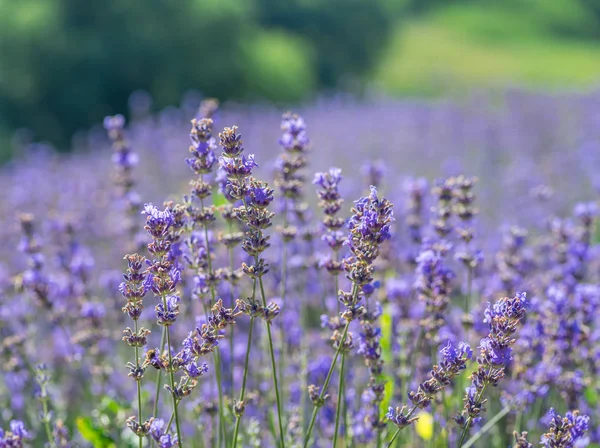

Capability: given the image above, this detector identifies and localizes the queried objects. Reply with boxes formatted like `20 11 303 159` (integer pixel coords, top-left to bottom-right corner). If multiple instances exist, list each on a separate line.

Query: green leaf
76 417 115 448
585 386 599 407
99 397 125 415
212 188 228 208
379 304 395 412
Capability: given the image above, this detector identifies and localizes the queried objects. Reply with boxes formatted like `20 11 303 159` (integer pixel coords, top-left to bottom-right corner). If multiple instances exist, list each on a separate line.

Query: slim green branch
259 276 286 448
386 428 400 448
462 406 510 448
303 321 350 448
232 316 255 448
162 292 183 447
40 384 56 448
458 382 489 447
332 351 347 448
200 196 227 447
134 320 143 448
385 406 418 448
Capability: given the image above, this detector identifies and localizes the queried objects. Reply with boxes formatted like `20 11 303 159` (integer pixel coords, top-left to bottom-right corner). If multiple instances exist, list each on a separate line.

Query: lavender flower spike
456 292 528 446
540 408 590 448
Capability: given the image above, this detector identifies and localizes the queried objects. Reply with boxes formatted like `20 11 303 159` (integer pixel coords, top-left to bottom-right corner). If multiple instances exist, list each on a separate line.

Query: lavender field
1 89 599 447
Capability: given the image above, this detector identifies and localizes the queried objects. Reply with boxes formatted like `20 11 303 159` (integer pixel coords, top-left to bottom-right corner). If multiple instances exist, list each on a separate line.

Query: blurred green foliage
2 0 600 157
0 0 394 150
374 0 600 96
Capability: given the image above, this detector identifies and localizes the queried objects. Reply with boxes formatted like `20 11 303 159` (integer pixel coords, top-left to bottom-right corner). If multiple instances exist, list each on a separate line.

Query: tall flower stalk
219 125 285 448
104 114 142 248
386 341 473 446
142 204 183 446
120 253 151 447
275 113 310 408
314 168 346 303
183 116 228 444
275 112 310 308
456 292 528 446
452 175 482 323
304 186 393 447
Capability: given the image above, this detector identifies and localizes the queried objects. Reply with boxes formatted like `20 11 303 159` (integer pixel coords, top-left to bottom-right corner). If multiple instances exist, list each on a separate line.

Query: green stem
259 276 286 448
281 201 289 307
386 428 400 448
163 316 182 446
228 223 236 391
462 406 510 448
153 327 167 418
40 387 55 448
135 320 143 448
279 206 289 411
385 406 418 448
332 351 347 448
514 412 522 434
232 316 255 448
200 197 226 448
466 266 473 313
458 383 489 447
303 321 351 448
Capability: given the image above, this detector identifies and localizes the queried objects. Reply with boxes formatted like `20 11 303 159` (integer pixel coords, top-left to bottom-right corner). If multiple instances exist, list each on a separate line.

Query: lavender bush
1 89 599 447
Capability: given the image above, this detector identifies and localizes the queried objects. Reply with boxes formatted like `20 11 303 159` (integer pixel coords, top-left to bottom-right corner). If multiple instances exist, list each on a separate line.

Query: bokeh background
2 0 600 160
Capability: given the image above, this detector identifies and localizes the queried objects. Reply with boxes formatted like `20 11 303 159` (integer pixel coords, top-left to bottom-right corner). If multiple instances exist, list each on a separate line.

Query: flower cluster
456 292 528 438
275 112 311 243
414 241 455 341
314 168 346 278
103 114 141 244
540 408 590 448
18 213 53 310
403 177 428 245
387 341 472 428
0 421 30 447
219 126 274 285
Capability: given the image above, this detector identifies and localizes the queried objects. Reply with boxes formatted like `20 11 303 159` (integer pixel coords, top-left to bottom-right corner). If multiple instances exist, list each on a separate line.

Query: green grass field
374 1 600 95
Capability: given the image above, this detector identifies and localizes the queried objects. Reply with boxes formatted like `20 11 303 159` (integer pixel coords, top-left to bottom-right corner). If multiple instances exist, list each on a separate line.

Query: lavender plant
1 90 599 448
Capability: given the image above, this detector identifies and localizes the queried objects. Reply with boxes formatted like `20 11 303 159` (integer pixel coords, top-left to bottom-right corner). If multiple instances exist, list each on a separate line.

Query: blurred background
2 0 600 161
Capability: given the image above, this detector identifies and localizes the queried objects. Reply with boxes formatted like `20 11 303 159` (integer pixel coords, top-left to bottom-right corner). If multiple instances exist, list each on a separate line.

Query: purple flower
247 184 274 208
540 408 590 447
156 295 180 326
142 203 174 238
103 114 125 131
185 361 209 378
313 168 342 191
279 112 309 151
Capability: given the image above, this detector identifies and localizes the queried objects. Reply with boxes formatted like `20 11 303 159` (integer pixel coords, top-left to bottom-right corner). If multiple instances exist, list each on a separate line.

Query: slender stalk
465 266 473 312
40 385 56 448
462 406 510 448
385 406 419 448
279 203 289 410
514 412 523 433
200 196 226 447
386 428 400 448
162 293 182 447
332 351 347 448
259 276 286 448
232 316 255 448
281 201 289 306
457 383 489 447
303 321 350 448
153 327 167 418
134 320 143 448
228 220 236 391
211 415 217 448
